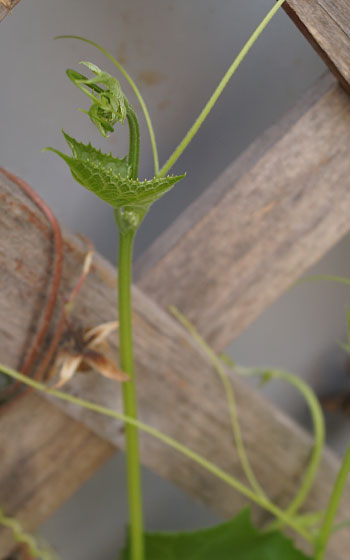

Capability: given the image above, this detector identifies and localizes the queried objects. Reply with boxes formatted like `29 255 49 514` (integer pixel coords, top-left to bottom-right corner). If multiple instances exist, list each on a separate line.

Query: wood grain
285 0 350 91
0 76 349 558
136 76 350 351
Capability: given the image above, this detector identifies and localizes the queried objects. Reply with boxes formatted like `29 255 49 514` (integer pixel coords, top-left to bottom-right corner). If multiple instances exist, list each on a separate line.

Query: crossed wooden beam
0 1 349 559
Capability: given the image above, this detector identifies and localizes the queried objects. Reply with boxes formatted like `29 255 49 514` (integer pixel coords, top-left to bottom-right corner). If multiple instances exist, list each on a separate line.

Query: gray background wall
0 1 349 558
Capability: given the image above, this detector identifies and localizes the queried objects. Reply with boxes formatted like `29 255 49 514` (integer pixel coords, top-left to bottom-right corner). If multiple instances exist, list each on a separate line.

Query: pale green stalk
115 103 144 560
314 447 350 560
55 35 160 175
118 229 144 560
158 0 287 178
169 306 265 499
0 363 313 543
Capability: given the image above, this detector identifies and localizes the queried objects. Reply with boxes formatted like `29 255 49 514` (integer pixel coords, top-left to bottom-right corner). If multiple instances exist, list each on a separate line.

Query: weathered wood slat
0 185 349 559
1 76 349 557
0 187 348 559
285 0 350 91
0 394 114 556
0 176 115 555
136 76 350 351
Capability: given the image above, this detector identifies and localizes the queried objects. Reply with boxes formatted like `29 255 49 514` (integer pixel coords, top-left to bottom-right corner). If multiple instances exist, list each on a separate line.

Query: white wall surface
1 1 349 559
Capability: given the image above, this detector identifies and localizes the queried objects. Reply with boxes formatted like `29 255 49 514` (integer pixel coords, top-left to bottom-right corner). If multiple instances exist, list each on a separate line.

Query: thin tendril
235 366 325 524
169 306 265 499
158 0 287 177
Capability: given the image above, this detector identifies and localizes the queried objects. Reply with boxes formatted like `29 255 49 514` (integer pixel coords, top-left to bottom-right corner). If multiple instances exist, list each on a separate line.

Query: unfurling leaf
45 132 185 209
66 61 127 137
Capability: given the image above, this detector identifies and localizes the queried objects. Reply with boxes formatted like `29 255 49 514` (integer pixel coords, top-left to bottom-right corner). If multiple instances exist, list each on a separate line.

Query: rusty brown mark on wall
138 71 166 87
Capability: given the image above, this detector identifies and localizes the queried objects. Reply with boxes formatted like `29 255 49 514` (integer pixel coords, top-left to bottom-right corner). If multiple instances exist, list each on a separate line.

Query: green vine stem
0 363 314 544
314 447 350 560
116 102 144 560
118 228 144 560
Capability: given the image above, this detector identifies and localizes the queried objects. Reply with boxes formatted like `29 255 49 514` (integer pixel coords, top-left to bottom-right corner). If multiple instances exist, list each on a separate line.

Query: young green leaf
66 61 127 137
61 131 130 176
45 132 184 209
119 509 311 560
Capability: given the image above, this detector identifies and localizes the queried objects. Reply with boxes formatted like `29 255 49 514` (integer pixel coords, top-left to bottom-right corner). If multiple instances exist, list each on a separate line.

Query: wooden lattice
0 2 349 559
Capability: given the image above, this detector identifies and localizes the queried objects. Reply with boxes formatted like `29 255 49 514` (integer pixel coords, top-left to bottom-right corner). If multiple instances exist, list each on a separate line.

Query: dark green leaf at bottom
119 509 311 560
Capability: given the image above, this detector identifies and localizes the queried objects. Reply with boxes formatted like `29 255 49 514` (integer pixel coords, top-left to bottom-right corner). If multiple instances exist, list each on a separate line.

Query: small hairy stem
118 230 144 560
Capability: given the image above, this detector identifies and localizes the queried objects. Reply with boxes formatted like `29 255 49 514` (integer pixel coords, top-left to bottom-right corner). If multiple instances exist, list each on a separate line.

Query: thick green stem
127 106 140 180
118 229 144 560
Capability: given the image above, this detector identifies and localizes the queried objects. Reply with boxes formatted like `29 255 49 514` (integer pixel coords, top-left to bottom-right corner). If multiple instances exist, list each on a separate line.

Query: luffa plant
45 61 184 560
1 1 349 559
